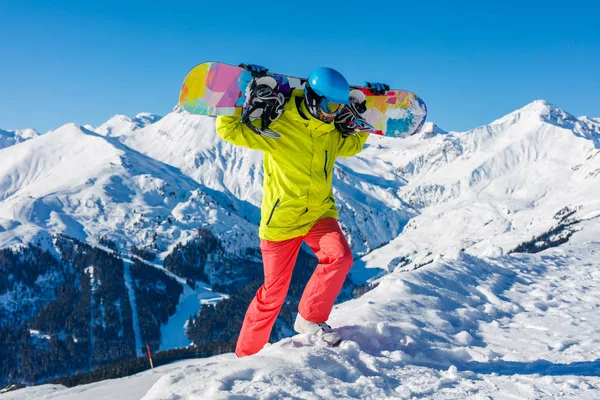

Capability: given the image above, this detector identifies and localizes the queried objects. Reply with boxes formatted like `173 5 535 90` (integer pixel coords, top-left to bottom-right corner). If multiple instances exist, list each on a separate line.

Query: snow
3 100 600 398
123 262 143 356
114 109 411 255
0 123 259 256
92 113 161 137
126 243 600 399
8 242 600 399
0 365 175 400
159 282 227 351
29 330 51 341
347 99 600 273
0 128 39 150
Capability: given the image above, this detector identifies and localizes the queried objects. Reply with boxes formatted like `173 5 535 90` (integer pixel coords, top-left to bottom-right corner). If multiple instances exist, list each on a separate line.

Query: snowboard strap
244 120 281 139
240 81 285 139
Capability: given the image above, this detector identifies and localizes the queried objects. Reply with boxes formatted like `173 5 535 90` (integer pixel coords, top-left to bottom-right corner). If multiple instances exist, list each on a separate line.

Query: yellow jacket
216 89 369 241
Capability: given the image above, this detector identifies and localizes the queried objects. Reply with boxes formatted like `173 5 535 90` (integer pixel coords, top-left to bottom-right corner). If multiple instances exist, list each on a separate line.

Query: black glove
239 63 268 78
335 89 369 138
364 81 390 95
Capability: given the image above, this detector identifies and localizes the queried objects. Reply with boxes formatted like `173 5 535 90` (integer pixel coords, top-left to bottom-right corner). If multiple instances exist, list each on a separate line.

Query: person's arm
215 116 276 152
336 131 369 158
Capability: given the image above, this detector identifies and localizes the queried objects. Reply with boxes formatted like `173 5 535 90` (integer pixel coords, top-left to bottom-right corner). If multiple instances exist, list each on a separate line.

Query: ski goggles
319 98 345 115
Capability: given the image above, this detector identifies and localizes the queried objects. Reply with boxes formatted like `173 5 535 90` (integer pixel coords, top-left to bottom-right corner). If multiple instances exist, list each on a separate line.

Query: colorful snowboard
179 62 427 137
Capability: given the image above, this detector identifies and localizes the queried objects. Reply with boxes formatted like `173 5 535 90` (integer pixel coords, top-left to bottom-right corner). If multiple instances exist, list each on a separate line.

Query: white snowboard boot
293 313 342 346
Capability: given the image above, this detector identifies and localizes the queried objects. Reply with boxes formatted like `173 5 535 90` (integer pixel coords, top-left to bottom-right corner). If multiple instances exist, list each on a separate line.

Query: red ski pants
235 217 353 357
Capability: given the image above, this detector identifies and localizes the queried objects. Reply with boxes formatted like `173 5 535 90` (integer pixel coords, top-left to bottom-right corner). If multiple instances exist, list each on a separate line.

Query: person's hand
335 89 369 137
239 63 269 77
364 81 390 95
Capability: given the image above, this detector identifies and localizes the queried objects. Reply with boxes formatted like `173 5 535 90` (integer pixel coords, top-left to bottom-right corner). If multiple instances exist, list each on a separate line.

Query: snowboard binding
240 64 284 139
335 89 374 137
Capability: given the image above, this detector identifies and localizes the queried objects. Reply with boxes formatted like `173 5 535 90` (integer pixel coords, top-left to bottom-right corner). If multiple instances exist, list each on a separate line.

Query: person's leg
235 237 303 357
298 218 353 323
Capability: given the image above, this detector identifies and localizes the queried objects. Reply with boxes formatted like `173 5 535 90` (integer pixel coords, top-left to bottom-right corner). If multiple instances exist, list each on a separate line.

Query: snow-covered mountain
0 123 257 257
353 100 600 273
0 128 39 150
417 121 448 138
2 100 600 398
112 107 411 255
0 107 411 257
1 100 599 270
89 112 162 136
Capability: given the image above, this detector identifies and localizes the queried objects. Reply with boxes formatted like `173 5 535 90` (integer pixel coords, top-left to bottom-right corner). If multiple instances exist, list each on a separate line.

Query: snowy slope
140 243 600 399
3 99 600 398
0 128 39 150
2 100 600 398
4 100 595 263
8 240 600 399
0 123 257 256
113 108 267 226
351 100 600 274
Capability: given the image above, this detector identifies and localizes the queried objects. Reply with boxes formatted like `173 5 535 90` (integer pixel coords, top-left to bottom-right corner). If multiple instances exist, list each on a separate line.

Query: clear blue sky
1 0 598 132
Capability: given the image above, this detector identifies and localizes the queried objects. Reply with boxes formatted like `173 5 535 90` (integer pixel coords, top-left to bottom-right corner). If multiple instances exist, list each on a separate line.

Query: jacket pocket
266 199 280 226
324 150 329 180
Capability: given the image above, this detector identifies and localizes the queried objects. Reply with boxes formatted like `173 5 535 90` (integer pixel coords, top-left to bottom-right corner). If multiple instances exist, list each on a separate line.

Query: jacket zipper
324 150 329 180
266 199 280 226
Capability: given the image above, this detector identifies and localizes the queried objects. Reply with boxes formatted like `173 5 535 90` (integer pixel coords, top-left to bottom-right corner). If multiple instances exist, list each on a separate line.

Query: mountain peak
419 122 448 138
0 127 40 150
489 99 578 129
518 99 564 117
508 99 557 118
135 112 156 118
133 113 162 124
94 113 162 136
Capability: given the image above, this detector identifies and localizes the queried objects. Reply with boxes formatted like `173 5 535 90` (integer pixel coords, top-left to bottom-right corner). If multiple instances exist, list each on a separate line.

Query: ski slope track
2 100 600 398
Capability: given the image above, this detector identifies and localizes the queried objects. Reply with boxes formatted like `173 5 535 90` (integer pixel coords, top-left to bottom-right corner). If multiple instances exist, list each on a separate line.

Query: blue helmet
304 67 350 123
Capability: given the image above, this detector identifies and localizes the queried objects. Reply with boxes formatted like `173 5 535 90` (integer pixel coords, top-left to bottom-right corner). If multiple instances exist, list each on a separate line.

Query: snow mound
138 243 600 399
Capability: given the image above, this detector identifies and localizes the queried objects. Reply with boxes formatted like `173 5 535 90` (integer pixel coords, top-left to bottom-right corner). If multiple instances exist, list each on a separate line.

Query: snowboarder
216 64 385 357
